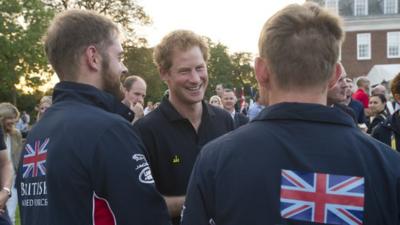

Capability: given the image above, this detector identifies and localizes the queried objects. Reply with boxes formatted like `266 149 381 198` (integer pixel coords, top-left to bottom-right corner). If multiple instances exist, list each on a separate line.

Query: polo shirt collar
252 102 356 128
159 96 215 122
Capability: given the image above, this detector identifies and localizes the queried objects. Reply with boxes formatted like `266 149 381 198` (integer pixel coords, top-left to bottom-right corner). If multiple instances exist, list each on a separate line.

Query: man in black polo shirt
182 3 400 225
134 30 234 224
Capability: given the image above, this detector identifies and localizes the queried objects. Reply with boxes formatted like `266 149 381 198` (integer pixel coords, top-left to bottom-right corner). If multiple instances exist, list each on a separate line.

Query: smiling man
133 30 233 225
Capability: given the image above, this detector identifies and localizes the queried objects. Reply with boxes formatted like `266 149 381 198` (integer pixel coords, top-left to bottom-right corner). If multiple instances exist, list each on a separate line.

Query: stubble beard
101 54 124 101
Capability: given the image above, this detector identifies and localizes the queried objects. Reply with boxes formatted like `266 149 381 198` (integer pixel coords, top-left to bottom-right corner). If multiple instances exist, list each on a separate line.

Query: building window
384 0 398 14
357 33 371 60
354 0 368 16
325 0 339 14
388 32 400 58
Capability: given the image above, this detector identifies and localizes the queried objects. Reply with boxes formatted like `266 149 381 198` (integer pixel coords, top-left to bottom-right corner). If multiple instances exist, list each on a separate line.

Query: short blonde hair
153 30 209 71
209 95 222 104
258 2 344 90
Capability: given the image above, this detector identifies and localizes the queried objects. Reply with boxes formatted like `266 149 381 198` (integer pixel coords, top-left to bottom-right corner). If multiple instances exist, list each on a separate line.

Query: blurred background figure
215 84 224 98
15 111 30 138
342 78 368 131
143 101 154 115
372 72 400 151
122 75 147 123
367 94 388 134
247 92 265 121
352 77 370 109
371 84 393 115
221 89 249 128
36 96 52 122
209 95 223 108
0 103 22 225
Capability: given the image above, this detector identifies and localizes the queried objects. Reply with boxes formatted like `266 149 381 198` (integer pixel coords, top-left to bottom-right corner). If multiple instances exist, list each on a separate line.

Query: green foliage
231 52 257 89
0 0 54 104
123 46 166 103
43 0 151 45
207 41 234 97
207 40 257 100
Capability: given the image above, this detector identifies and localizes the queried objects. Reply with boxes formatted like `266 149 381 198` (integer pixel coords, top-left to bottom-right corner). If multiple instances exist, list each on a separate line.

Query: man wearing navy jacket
16 10 170 225
182 3 400 225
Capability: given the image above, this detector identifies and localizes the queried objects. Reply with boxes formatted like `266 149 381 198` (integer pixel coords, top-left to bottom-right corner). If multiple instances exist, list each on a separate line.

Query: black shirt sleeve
0 128 6 150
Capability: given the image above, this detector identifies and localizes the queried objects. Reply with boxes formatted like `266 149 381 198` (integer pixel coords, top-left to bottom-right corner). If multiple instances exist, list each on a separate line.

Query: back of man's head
371 84 386 96
258 2 344 90
44 10 119 81
356 77 369 89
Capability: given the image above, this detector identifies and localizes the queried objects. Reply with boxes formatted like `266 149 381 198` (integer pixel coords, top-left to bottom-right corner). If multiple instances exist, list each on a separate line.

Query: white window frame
354 0 368 16
357 33 371 60
384 0 398 14
387 32 400 58
325 0 339 14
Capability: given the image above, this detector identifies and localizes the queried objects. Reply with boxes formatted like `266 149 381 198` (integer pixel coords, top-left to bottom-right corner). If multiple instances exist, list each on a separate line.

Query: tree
123 46 166 103
206 40 257 100
206 41 234 98
231 52 257 93
42 0 151 45
0 0 54 104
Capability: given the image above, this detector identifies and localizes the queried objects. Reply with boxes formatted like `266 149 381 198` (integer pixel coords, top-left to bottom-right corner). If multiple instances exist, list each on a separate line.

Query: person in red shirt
352 77 370 108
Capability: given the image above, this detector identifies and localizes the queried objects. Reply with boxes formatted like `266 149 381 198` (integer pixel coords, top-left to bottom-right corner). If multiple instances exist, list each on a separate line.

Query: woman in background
209 95 223 108
0 102 22 225
36 96 52 122
367 94 388 134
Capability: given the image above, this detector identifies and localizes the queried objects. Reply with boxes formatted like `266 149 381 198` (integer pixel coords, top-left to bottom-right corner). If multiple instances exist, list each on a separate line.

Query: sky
34 0 306 92
136 0 305 55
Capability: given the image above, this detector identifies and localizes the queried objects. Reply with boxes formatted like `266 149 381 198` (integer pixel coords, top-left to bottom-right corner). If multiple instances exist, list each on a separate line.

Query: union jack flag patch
22 138 49 178
280 169 364 225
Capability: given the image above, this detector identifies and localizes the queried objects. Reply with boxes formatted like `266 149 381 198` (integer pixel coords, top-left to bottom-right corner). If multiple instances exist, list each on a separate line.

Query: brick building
309 0 400 84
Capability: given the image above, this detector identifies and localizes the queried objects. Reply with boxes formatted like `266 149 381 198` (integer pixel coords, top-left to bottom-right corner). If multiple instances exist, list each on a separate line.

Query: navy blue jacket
349 98 366 124
372 110 400 151
16 82 170 225
182 102 400 225
233 112 249 129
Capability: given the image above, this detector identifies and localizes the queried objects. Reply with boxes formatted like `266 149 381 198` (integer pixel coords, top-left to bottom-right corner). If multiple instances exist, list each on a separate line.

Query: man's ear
84 45 101 71
255 57 270 87
328 63 342 89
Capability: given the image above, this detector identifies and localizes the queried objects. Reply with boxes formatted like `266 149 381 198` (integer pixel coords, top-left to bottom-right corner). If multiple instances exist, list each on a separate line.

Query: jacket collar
52 81 134 121
252 102 356 128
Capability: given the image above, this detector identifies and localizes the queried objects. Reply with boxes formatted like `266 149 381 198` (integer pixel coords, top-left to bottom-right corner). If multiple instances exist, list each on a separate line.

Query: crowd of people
0 2 399 225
